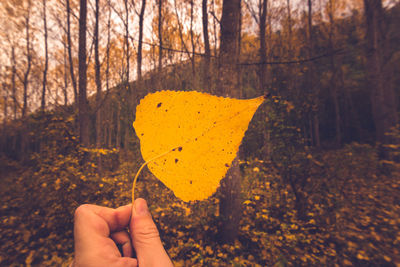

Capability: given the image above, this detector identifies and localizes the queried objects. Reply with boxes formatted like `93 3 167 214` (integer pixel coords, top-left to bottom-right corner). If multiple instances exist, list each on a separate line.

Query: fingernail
135 199 148 215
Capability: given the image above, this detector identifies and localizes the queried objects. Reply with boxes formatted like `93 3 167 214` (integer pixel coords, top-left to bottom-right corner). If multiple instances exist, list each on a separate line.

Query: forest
0 0 399 266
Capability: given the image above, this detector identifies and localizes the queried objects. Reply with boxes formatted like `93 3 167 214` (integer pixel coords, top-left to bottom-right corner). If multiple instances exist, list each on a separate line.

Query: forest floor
0 144 399 266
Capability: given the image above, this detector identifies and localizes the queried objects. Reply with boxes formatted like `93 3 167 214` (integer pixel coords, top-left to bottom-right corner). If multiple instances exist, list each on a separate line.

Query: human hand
72 198 173 267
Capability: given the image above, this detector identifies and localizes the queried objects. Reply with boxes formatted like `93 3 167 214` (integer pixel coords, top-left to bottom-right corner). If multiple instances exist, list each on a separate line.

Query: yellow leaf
383 255 391 262
133 90 264 202
55 178 61 191
25 251 35 267
343 259 352 266
205 246 213 255
243 200 252 205
183 207 191 216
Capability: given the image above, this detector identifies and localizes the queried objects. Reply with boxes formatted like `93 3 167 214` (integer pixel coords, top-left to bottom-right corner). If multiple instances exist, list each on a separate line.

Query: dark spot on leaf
222 149 224 151
157 102 162 108
141 133 144 136
175 158 179 163
198 111 200 114
165 109 168 112
213 121 216 124
225 163 229 167
172 148 176 151
189 180 192 184
195 138 197 141
178 146 183 152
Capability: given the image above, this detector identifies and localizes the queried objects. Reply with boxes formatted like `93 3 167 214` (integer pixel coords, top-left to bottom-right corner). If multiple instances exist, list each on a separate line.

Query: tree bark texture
307 0 320 148
190 0 196 78
2 83 7 125
124 0 130 88
259 0 267 93
137 0 146 82
41 0 49 112
158 0 163 73
218 0 242 244
327 0 342 146
22 2 32 118
95 0 102 151
202 0 211 91
67 0 78 105
11 47 17 120
364 0 398 156
63 37 69 106
78 0 90 146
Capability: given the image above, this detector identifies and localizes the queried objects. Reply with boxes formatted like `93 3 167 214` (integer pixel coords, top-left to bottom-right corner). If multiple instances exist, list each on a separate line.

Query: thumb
130 198 173 267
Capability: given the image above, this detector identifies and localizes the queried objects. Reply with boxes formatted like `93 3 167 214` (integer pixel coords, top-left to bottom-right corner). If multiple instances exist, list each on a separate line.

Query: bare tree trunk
105 0 111 94
63 36 69 106
258 0 271 159
11 47 17 120
66 0 78 105
94 0 101 146
331 70 341 146
41 0 49 112
211 0 218 59
218 0 242 244
259 0 267 93
364 0 398 159
124 0 130 89
328 0 341 146
105 118 111 148
22 2 32 118
158 0 163 73
190 0 196 79
202 0 211 91
116 104 121 149
2 83 7 125
78 0 90 146
237 0 242 98
287 0 292 53
107 108 113 148
137 0 146 82
307 0 320 148
94 0 102 171
286 0 294 85
19 1 32 161
100 1 112 151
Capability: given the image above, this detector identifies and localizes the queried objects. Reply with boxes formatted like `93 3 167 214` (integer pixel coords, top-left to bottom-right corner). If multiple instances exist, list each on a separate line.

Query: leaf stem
132 146 180 202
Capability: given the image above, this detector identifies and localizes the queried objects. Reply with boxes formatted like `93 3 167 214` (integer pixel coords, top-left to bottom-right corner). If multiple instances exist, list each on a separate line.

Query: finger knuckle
135 224 160 240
